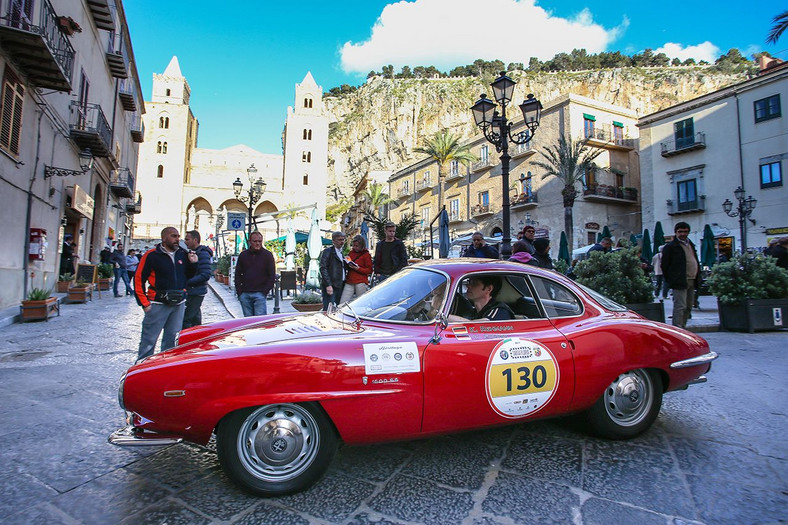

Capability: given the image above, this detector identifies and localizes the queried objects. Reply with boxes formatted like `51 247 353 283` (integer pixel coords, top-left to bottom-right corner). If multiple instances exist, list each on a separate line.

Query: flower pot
718 298 787 333
67 286 92 303
292 303 322 312
98 278 112 291
56 280 72 293
20 297 59 321
626 301 665 323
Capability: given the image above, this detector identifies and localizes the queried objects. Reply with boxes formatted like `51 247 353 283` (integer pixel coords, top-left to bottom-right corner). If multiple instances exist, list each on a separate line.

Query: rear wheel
216 402 337 496
584 369 662 439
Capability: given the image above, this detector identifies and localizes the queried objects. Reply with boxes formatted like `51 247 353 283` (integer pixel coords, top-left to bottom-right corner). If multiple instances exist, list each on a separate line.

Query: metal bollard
273 274 280 314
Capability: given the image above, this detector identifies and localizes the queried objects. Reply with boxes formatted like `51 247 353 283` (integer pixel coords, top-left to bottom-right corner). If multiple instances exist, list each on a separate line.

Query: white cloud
655 42 720 63
340 0 621 74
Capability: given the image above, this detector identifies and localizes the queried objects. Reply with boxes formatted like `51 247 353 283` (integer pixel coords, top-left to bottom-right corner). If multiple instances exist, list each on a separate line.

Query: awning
583 113 596 121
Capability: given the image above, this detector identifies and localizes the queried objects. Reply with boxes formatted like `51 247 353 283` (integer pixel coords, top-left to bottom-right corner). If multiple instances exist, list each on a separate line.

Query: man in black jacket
661 222 700 329
183 230 214 328
235 231 276 317
319 231 346 310
373 222 408 284
135 227 197 361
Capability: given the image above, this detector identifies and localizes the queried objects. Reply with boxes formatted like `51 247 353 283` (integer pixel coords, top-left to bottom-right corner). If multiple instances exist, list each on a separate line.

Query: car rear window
529 276 583 318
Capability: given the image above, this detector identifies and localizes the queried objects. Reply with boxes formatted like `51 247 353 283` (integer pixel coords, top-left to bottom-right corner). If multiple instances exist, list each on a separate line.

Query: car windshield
576 283 627 312
341 268 449 322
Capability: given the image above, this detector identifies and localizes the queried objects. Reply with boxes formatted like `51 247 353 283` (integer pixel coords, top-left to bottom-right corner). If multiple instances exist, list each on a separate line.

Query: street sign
227 212 246 231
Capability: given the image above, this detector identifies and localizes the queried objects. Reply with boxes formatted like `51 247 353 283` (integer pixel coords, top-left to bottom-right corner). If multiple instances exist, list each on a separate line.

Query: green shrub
97 263 114 278
26 288 52 301
574 248 653 304
216 255 231 275
706 254 788 306
58 272 74 281
293 290 322 304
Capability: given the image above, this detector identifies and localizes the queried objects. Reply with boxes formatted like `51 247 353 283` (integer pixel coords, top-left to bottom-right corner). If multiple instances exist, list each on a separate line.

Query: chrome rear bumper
108 426 183 446
670 351 719 369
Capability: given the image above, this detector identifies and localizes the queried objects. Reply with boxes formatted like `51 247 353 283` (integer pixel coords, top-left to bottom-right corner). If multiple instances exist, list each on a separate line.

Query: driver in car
449 275 514 322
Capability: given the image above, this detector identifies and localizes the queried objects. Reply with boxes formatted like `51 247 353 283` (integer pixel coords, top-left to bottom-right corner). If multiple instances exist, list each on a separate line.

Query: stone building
133 60 329 253
387 93 641 254
0 0 145 309
638 58 788 257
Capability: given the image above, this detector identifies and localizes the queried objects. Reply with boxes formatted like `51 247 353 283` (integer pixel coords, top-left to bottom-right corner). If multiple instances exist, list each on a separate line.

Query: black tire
216 402 337 496
584 368 663 439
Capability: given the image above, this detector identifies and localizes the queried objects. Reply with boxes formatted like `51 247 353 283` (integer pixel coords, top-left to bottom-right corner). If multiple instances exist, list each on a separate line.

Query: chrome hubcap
603 370 653 427
238 404 318 481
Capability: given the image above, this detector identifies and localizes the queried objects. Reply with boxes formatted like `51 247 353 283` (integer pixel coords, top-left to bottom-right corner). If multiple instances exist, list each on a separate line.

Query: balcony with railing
118 77 137 111
0 0 75 91
585 125 637 150
511 141 536 158
415 177 432 192
86 0 114 30
110 168 134 198
510 191 538 209
666 196 706 215
106 31 128 78
129 111 144 142
396 185 412 198
448 210 462 223
583 184 638 204
445 168 462 181
471 203 493 217
472 157 495 173
125 191 142 214
69 101 113 158
660 132 706 157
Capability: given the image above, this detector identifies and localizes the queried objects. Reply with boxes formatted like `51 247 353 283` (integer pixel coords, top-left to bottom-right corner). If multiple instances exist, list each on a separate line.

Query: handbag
155 289 186 305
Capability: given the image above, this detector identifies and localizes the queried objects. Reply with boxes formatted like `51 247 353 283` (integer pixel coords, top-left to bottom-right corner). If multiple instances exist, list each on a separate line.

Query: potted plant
57 272 74 293
707 253 788 332
574 248 664 322
20 288 59 322
291 290 323 312
97 263 114 290
216 255 231 284
68 278 92 303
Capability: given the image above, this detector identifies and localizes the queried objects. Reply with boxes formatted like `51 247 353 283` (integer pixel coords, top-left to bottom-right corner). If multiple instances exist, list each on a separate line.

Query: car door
421 272 575 435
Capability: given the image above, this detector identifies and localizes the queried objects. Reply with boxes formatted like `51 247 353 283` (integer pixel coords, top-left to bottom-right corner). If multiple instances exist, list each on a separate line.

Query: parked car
109 260 717 496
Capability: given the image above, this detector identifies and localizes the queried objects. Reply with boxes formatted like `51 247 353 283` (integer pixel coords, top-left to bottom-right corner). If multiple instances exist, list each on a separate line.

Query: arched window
303 173 308 185
157 165 164 178
302 151 311 163
165 88 171 96
159 116 169 128
162 142 168 154
156 141 162 153
303 97 312 108
303 128 312 140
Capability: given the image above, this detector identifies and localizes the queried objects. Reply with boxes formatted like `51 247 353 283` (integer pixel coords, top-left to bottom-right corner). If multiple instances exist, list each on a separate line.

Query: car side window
529 276 583 318
501 274 544 319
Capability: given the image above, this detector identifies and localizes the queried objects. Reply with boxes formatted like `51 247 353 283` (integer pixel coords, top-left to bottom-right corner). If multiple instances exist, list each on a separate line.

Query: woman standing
339 235 373 304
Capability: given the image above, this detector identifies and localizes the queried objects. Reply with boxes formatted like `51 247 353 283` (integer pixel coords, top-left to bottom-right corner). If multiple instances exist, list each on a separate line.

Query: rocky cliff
323 67 749 201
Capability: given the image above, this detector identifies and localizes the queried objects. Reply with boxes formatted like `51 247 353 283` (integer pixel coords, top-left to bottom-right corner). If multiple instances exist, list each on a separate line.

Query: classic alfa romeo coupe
110 260 717 496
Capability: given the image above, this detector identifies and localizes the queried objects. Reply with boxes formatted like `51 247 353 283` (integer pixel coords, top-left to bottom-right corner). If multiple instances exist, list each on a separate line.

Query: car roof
408 258 569 282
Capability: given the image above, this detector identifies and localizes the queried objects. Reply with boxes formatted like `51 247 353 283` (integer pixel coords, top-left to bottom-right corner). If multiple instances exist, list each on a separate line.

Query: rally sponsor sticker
485 337 559 418
363 342 420 375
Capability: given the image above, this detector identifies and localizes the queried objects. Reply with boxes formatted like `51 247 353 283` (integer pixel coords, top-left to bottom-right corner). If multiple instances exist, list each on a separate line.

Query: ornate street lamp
43 149 94 178
471 72 541 259
722 186 757 253
232 164 267 240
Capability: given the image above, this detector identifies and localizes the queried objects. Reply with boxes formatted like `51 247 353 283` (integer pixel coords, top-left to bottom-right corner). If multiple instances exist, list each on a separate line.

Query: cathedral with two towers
133 57 329 250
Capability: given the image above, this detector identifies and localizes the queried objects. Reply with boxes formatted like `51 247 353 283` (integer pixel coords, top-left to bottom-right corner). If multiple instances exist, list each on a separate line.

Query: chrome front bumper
670 351 719 369
108 426 183 446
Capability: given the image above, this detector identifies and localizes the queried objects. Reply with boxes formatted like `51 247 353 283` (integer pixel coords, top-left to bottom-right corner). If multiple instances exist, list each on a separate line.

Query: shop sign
585 222 600 230
765 227 788 235
71 185 94 220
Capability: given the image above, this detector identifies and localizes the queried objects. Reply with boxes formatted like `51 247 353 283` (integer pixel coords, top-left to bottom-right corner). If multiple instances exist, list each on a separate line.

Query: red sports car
110 260 717 496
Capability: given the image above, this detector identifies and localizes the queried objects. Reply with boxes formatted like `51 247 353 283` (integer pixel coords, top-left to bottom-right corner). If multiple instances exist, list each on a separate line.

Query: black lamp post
722 186 757 253
471 72 541 259
232 164 266 241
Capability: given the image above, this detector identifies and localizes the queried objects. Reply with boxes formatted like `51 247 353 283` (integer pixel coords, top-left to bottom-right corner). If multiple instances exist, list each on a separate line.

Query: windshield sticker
363 342 420 375
485 337 559 418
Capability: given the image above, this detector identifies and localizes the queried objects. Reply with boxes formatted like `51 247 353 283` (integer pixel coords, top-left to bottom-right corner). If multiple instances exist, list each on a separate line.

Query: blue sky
125 0 786 155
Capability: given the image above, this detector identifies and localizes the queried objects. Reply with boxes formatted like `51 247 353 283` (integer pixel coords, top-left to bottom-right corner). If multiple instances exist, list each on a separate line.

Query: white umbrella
285 218 296 270
306 207 322 289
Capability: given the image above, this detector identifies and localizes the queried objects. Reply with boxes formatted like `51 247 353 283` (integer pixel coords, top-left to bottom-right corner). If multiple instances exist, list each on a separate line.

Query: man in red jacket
135 227 197 362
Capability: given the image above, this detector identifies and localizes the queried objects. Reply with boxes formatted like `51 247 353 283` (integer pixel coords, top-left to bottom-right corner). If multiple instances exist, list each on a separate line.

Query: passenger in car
449 275 514 322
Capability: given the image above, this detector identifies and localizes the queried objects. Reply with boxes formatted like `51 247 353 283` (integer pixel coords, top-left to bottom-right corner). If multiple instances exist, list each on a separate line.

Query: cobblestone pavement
0 290 786 524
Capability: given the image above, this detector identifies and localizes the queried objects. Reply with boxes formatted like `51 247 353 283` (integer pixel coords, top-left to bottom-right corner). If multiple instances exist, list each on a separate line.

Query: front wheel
584 369 662 439
216 402 337 496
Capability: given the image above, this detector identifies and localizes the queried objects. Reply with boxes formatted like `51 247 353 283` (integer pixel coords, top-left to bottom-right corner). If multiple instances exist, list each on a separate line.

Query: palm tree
531 136 604 251
767 10 788 44
363 181 394 215
414 130 476 212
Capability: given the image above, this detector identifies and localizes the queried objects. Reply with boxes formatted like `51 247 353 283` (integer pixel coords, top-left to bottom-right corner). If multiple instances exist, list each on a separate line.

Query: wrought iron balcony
397 186 412 198
472 157 495 172
415 178 432 192
445 169 462 181
660 132 706 157
118 77 136 111
448 210 462 223
510 191 538 209
106 31 128 78
69 101 112 157
511 141 536 158
129 111 144 143
471 204 493 217
125 192 142 214
666 196 706 215
584 125 636 150
110 168 134 198
0 0 75 91
583 184 638 203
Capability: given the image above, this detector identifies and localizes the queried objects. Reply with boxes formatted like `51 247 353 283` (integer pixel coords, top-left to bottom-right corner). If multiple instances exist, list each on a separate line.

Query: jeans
671 279 696 329
138 302 185 361
339 282 368 304
114 268 131 296
239 291 268 317
654 275 668 298
183 294 205 328
322 284 343 310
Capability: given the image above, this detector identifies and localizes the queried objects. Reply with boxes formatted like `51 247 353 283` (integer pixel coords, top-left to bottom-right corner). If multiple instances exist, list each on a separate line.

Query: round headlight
118 372 127 410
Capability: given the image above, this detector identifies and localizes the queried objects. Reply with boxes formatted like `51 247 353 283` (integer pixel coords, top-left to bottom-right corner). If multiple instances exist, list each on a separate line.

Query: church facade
133 57 328 252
